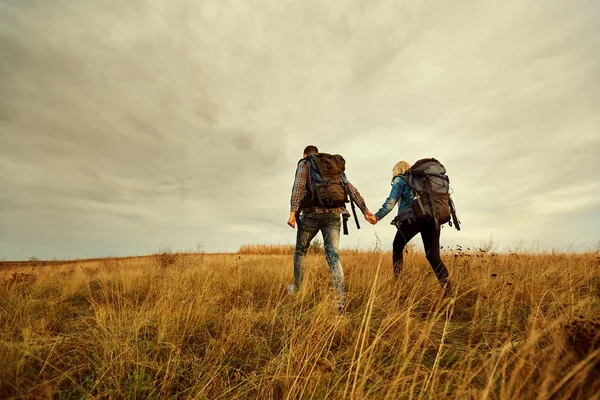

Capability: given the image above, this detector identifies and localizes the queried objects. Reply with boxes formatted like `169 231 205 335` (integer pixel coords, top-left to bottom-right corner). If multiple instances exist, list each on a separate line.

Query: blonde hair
392 160 411 177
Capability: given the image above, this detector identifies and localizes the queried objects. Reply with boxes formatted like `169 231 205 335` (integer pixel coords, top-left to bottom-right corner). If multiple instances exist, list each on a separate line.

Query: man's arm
290 160 308 213
344 180 369 215
288 160 308 228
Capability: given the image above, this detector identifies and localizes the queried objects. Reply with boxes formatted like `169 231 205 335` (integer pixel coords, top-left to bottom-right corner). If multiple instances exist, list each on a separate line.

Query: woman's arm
374 177 404 221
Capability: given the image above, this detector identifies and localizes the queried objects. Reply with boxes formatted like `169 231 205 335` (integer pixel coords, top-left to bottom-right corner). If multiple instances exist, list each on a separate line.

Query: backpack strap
349 197 361 230
449 196 461 231
341 210 350 235
403 172 427 217
340 174 360 231
424 177 440 229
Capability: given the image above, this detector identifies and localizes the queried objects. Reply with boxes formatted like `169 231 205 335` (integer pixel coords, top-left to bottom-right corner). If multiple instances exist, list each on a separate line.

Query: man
287 145 373 312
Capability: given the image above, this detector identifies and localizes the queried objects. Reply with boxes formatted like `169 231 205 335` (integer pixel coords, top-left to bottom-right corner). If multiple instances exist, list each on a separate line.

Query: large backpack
305 153 348 208
398 158 461 230
298 153 361 234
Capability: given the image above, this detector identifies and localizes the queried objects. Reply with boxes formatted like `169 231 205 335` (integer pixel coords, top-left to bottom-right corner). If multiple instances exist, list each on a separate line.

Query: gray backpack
397 158 460 230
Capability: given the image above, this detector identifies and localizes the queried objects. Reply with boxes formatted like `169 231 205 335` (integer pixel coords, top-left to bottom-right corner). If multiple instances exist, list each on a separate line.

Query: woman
367 161 452 292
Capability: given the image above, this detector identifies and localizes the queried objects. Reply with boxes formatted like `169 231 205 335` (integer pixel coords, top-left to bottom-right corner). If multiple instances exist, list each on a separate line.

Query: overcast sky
1 0 599 260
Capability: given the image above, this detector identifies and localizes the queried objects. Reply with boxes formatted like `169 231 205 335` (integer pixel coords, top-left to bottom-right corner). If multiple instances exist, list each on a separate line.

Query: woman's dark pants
392 218 450 288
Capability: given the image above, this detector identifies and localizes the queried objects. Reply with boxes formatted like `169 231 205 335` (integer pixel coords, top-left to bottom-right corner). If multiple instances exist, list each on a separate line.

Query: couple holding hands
287 145 452 312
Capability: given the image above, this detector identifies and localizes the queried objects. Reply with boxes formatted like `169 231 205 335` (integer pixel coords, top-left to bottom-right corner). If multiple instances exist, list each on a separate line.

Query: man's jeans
293 212 344 306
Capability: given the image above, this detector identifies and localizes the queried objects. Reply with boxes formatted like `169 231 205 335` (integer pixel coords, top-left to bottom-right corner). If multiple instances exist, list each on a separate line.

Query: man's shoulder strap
341 172 348 184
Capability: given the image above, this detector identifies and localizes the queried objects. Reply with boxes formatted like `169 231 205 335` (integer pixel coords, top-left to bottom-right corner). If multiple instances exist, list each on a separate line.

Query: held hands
365 211 378 225
289 210 377 228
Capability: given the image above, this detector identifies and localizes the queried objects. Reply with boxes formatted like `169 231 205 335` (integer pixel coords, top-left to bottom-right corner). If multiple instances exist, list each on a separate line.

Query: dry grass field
1 246 599 399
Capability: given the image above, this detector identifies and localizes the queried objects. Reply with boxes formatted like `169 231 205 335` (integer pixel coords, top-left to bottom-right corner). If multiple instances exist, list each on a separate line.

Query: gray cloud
1 0 599 259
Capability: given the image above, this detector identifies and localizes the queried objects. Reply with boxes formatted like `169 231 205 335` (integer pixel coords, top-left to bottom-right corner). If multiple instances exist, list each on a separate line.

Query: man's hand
287 212 297 228
365 211 378 225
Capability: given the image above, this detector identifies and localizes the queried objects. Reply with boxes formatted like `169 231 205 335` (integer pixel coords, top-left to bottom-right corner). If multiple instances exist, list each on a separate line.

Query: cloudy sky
1 0 599 260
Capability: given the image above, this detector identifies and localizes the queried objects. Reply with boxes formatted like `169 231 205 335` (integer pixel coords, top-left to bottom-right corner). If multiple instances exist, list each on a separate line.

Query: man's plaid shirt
290 159 368 214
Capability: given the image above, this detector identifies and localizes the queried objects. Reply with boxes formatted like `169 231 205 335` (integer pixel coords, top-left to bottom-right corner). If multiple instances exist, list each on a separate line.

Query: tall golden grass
0 249 599 399
237 241 364 256
238 244 296 255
